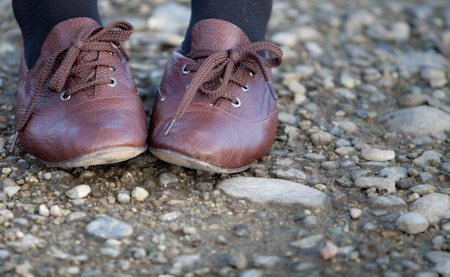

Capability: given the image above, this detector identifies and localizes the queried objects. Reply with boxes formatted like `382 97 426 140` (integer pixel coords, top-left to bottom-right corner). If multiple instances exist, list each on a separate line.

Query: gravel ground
2 0 450 276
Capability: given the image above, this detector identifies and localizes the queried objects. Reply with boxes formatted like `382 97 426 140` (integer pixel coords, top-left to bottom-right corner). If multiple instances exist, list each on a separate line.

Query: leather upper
15 18 147 163
149 19 279 170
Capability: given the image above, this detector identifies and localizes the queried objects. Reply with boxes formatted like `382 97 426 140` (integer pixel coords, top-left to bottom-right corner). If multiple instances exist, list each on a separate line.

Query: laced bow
10 20 134 152
165 41 283 135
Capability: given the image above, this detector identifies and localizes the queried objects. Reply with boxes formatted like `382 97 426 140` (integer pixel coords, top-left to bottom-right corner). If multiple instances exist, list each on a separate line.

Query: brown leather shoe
13 18 148 167
148 19 282 173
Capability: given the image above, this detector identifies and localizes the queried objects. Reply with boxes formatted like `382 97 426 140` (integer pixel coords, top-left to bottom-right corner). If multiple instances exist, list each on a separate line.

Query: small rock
272 168 307 180
396 212 429 234
67 211 87 222
413 151 442 167
240 269 262 277
253 256 282 268
131 187 149 202
117 192 131 204
4 186 20 198
369 195 407 208
229 252 248 270
361 148 396 162
411 184 435 195
355 177 396 193
38 205 49 217
320 241 338 260
0 210 14 220
409 193 450 217
2 178 17 187
291 234 325 249
350 208 362 219
158 173 179 187
65 185 91 199
278 112 298 125
85 217 133 240
0 249 9 260
158 212 182 222
50 206 62 217
379 167 408 182
42 173 52 180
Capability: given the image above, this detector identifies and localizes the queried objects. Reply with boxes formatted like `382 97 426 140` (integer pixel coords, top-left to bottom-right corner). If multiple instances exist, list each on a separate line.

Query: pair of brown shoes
13 17 282 173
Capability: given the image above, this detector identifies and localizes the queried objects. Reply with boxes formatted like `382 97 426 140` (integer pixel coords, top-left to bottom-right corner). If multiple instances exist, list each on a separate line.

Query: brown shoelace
11 20 134 151
165 41 283 135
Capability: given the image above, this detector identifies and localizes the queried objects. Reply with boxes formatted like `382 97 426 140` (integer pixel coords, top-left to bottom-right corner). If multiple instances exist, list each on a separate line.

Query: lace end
164 120 176 136
9 132 19 153
267 81 278 100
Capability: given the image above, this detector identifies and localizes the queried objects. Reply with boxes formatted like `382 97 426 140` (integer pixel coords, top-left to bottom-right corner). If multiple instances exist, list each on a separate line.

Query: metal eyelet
241 85 249 92
60 91 71 101
109 51 114 56
108 77 117 87
231 97 241 108
186 83 190 90
109 66 116 71
181 64 190 74
249 71 255 78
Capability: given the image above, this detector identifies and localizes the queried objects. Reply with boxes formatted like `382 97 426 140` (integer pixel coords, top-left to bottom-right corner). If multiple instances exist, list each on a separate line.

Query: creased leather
149 19 279 170
15 18 147 164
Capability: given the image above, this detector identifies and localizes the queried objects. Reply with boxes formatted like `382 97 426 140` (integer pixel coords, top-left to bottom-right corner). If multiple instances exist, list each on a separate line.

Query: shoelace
10 20 134 152
165 41 283 135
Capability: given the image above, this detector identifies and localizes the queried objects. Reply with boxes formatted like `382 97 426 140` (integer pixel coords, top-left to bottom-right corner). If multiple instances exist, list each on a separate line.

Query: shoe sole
150 148 250 173
40 145 148 168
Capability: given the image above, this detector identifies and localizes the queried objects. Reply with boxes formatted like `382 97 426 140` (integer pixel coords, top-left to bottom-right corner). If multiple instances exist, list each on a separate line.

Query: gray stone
396 212 429 234
294 262 318 272
433 261 450 275
217 177 330 209
278 112 298 125
350 208 362 219
240 270 262 277
304 41 323 57
392 21 410 41
67 211 87 222
229 252 248 270
369 196 407 208
379 167 408 182
425 251 450 264
409 193 450 217
410 184 435 195
413 151 442 167
355 177 396 193
158 212 183 222
291 234 325 249
38 205 49 217
253 256 282 268
4 186 20 198
361 149 395 162
170 254 201 275
335 147 358 156
304 153 326 162
117 192 131 204
310 132 335 145
377 106 450 136
131 187 149 202
0 210 14 220
85 217 133 240
335 139 352 147
338 121 358 133
0 250 9 260
272 168 307 180
334 88 356 100
2 178 16 188
65 185 91 199
158 173 179 187
410 136 433 146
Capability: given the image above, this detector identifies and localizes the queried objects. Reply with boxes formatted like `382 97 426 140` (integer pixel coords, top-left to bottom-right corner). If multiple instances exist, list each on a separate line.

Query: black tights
13 0 272 68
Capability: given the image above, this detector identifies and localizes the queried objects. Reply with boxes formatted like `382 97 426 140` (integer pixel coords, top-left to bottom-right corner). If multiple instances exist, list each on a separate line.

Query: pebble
170 254 201 275
361 148 395 162
2 178 17 187
117 192 131 204
410 184 435 195
240 269 262 277
217 177 330 209
294 262 317 272
291 234 325 249
229 252 248 270
377 106 450 136
425 251 450 264
350 208 362 219
84 217 133 240
158 212 183 222
433 261 450 275
65 185 91 199
396 212 429 234
278 111 298 125
355 177 396 193
369 196 407 208
379 167 408 182
0 249 9 260
0 210 14 220
38 205 49 217
42 172 52 180
271 168 307 180
50 205 62 217
158 173 179 187
412 151 442 167
320 241 338 260
310 132 335 145
4 186 20 197
131 187 149 202
333 88 356 100
67 211 87 222
340 74 360 89
335 147 358 156
253 256 282 268
409 193 450 217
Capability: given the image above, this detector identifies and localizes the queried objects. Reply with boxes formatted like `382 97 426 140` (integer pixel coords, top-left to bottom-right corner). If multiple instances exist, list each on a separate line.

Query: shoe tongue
189 19 251 53
40 17 101 55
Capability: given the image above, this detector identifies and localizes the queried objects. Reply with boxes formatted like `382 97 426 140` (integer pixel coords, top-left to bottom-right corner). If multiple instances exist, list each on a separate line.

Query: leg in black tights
12 0 101 68
183 0 273 54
